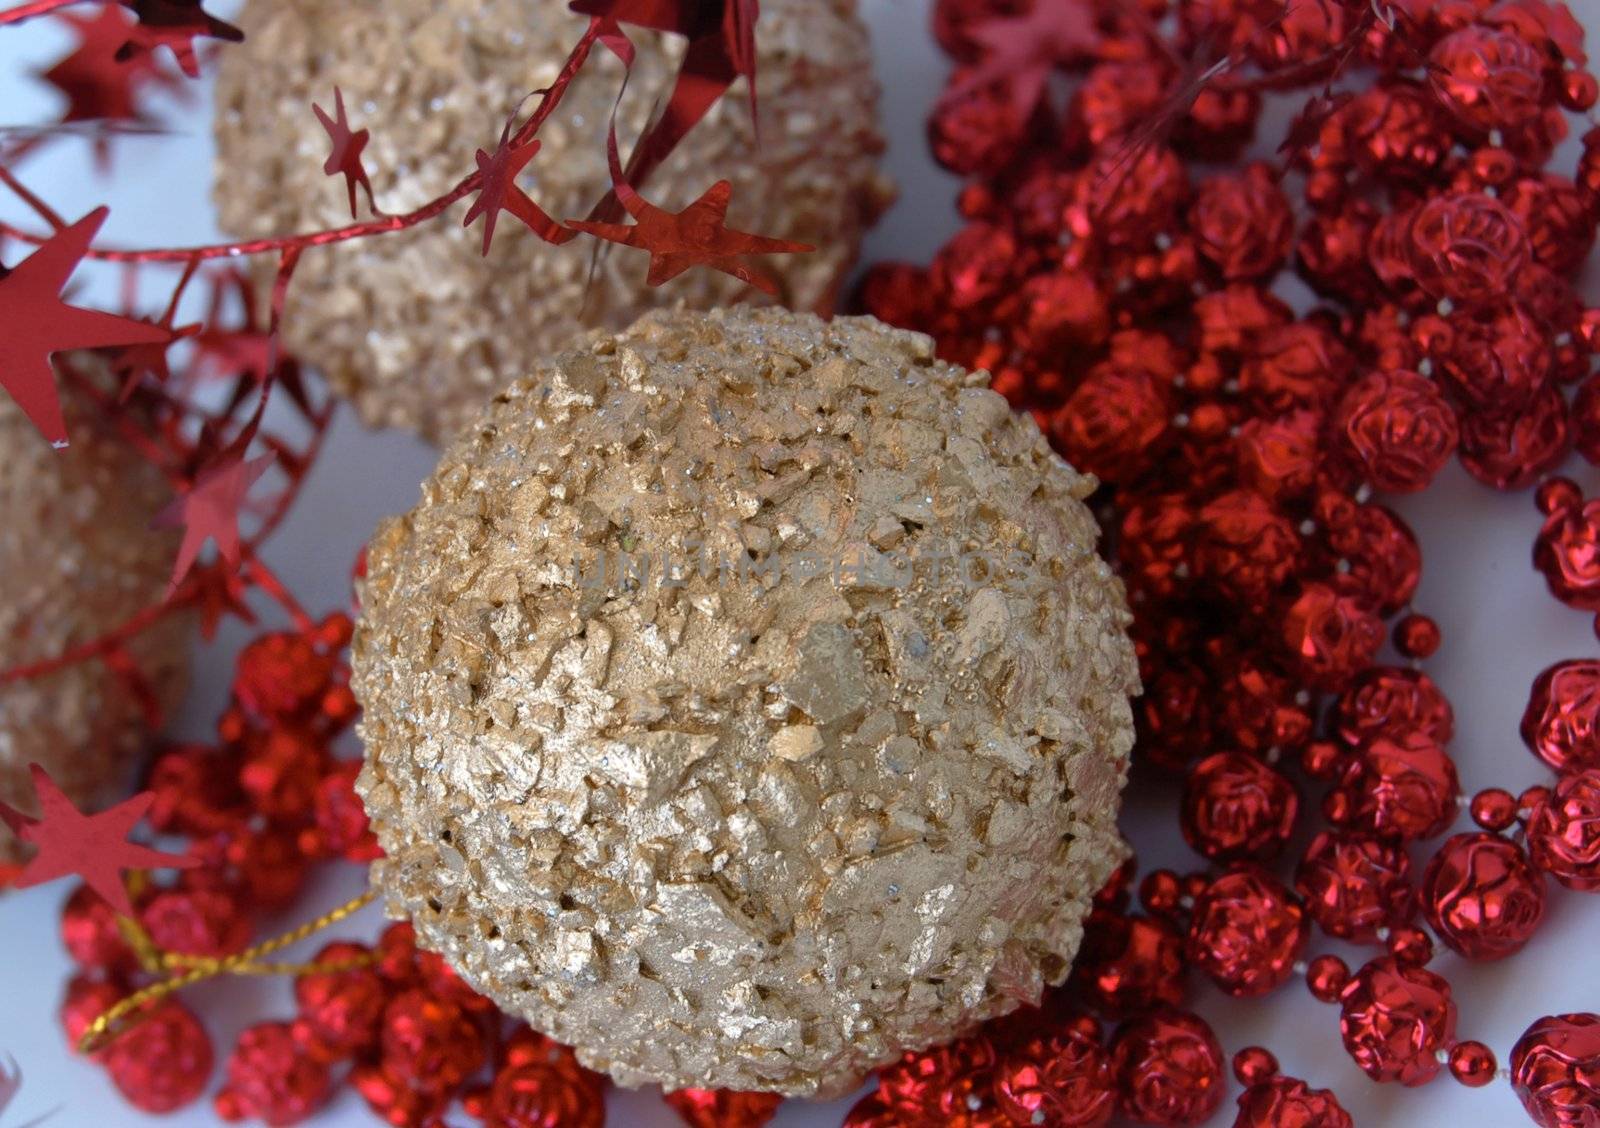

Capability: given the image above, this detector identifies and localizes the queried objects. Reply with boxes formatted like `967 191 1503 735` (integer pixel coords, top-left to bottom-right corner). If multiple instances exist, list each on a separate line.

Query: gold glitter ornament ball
0 364 191 862
214 0 894 444
354 307 1139 1096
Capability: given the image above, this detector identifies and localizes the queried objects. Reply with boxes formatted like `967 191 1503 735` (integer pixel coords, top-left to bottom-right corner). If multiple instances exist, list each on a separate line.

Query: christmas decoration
352 305 1139 1095
212 0 894 442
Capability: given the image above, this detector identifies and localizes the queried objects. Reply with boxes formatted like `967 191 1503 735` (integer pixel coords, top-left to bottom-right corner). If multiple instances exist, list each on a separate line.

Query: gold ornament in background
353 307 1139 1096
0 360 191 863
213 0 895 444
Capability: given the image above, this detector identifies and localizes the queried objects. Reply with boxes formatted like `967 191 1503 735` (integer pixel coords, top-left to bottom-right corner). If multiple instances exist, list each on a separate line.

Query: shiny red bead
1527 769 1600 891
1385 926 1435 967
1406 192 1531 308
1422 832 1546 960
1334 665 1454 749
1069 911 1189 1019
993 1024 1116 1128
1510 1013 1600 1128
1535 497 1600 612
1231 1046 1278 1088
664 1088 782 1128
878 1035 998 1124
1338 957 1457 1085
1306 955 1350 1003
1181 752 1299 862
1282 583 1385 691
1332 369 1458 493
1329 730 1461 842
378 988 487 1098
468 1029 604 1128
1186 867 1309 997
1110 1009 1227 1127
1230 1075 1354 1128
60 885 137 971
1190 163 1294 281
1470 787 1520 832
1522 659 1600 774
292 941 385 1060
1394 613 1441 659
1448 1040 1498 1087
1295 830 1416 941
215 1021 332 1125
104 1000 213 1114
233 632 337 721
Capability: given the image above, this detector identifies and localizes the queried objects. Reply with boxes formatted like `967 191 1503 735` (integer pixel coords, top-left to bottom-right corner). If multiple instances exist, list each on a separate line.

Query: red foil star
568 129 809 294
38 4 179 141
312 87 374 220
0 764 196 917
115 0 244 80
462 120 573 254
0 207 171 447
153 452 274 595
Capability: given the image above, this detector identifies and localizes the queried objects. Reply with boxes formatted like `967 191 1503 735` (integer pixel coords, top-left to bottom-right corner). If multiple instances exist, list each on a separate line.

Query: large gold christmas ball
0 363 191 861
353 307 1139 1096
214 0 894 444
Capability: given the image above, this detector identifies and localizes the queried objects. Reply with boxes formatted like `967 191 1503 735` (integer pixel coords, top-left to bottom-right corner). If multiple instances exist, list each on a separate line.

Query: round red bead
1527 769 1600 890
1522 660 1600 774
1510 1013 1600 1128
1338 957 1457 1085
993 1024 1116 1128
1186 867 1308 997
1422 832 1546 960
1306 955 1351 1004
1295 830 1416 941
1110 1009 1227 1127
1181 752 1299 862
1448 1040 1498 1087
665 1088 781 1128
1230 1075 1353 1128
104 1000 213 1114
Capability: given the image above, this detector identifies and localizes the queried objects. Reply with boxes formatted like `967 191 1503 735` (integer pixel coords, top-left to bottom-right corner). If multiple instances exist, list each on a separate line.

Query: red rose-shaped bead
879 1036 999 1124
215 1021 333 1125
292 942 386 1059
1235 410 1320 501
932 223 1020 314
1436 306 1552 413
1186 867 1309 997
1237 322 1352 411
1051 365 1171 484
1181 752 1299 862
665 1088 781 1128
1511 1013 1600 1128
1319 502 1422 616
1406 193 1530 307
1335 666 1454 748
1069 911 1189 1019
1346 86 1451 183
1429 26 1547 133
1523 660 1600 774
234 632 336 721
1535 498 1600 612
1459 385 1572 491
1110 1010 1227 1126
929 76 1029 179
469 1029 604 1128
1012 270 1110 357
1282 583 1384 690
994 1025 1116 1128
379 989 487 1097
1299 204 1381 304
1332 369 1458 493
1574 375 1600 467
1194 491 1301 607
1331 730 1460 842
240 727 330 821
1421 832 1546 960
1191 163 1294 281
1295 831 1416 941
104 999 213 1114
1231 1075 1354 1128
1338 958 1457 1085
1528 770 1600 891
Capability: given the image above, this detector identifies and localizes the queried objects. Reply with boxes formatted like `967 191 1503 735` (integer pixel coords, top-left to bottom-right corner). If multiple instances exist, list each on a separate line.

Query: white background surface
2 2 1599 1126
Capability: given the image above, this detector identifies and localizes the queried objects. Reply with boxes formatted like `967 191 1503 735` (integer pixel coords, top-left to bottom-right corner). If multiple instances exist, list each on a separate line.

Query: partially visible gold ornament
353 307 1139 1096
214 0 894 444
0 361 191 862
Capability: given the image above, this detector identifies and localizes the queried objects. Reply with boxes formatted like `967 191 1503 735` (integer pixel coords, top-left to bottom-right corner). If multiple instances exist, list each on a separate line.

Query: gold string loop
79 888 378 1055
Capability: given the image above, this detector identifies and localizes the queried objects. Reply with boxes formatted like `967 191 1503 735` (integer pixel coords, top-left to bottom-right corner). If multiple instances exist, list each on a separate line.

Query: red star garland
0 207 171 447
568 127 809 293
152 451 274 596
462 120 574 254
115 0 243 80
312 87 374 220
0 764 196 917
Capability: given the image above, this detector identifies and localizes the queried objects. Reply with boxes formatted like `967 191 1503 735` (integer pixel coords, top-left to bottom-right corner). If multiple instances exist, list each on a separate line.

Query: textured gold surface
0 362 191 862
353 308 1139 1096
214 0 894 444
